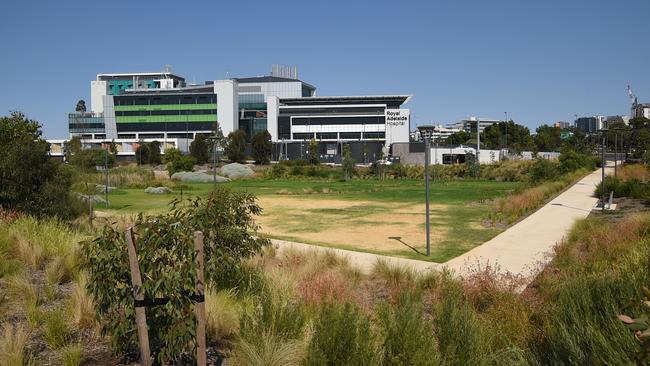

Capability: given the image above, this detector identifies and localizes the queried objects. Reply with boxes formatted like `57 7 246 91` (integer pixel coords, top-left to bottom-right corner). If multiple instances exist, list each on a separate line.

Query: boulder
171 171 230 183
75 193 107 204
220 163 254 179
144 186 172 194
95 184 117 193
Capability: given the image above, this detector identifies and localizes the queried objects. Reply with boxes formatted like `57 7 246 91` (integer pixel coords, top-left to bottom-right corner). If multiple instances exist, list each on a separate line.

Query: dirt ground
256 196 448 254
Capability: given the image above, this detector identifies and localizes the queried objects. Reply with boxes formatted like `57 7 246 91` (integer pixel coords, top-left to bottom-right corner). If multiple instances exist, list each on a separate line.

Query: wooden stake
194 231 207 366
125 227 152 366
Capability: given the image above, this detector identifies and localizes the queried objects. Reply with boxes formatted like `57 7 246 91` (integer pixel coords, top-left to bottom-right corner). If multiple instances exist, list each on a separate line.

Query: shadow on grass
389 236 427 256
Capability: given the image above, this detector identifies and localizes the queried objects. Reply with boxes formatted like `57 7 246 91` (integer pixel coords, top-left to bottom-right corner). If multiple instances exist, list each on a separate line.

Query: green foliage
264 161 339 180
435 292 486 366
618 288 650 364
64 136 81 161
308 139 319 165
252 131 272 165
81 187 269 362
529 158 560 184
0 112 83 219
59 344 83 366
164 148 196 175
446 130 471 145
378 294 439 366
533 124 563 151
225 129 247 163
43 309 71 350
595 176 650 199
68 148 115 172
189 134 209 164
135 141 162 165
482 121 533 153
341 145 355 181
558 147 596 173
304 302 377 366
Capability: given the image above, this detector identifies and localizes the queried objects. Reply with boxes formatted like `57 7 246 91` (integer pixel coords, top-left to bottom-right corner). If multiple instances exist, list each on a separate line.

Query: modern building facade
416 124 462 141
67 67 412 159
574 116 605 133
632 103 650 119
448 117 500 133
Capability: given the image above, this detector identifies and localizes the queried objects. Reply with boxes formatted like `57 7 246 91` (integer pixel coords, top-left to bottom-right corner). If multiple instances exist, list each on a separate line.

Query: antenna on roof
163 64 172 79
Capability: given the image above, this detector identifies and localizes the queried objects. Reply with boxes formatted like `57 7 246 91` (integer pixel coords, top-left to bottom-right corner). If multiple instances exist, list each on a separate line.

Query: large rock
220 163 254 179
171 171 230 183
75 193 107 204
144 186 172 194
95 184 117 193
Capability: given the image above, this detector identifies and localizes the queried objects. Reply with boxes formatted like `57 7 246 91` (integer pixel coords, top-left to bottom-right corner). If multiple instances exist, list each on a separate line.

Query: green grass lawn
97 178 520 262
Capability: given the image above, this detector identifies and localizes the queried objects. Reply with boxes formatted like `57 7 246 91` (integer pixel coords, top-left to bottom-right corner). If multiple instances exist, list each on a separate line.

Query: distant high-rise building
632 103 650 119
574 116 605 133
448 117 500 133
554 121 571 129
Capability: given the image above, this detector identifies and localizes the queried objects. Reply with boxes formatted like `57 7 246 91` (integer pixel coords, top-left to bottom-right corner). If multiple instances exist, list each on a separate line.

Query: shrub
559 147 596 173
378 294 439 366
252 131 272 165
528 158 560 184
308 139 319 165
435 294 488 366
165 147 196 175
135 141 162 165
341 145 355 181
81 187 269 362
68 149 115 172
0 112 83 219
43 309 71 350
0 323 31 366
304 302 377 366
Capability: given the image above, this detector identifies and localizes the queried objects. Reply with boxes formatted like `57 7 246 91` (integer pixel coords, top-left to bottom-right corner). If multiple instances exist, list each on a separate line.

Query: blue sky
1 0 648 138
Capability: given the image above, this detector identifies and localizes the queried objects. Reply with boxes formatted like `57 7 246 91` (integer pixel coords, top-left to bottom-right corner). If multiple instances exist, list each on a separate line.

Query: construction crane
628 84 638 106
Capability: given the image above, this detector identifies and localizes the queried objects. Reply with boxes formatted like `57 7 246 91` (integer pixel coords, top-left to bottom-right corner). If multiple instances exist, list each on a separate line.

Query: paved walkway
273 166 606 281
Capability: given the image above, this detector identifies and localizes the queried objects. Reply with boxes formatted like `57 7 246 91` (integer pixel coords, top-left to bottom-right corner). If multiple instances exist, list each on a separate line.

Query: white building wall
90 81 107 113
215 79 239 136
239 81 303 99
267 96 279 141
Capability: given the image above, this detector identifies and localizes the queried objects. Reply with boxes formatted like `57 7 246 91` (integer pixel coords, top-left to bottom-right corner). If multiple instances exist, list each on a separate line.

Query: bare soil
256 196 448 253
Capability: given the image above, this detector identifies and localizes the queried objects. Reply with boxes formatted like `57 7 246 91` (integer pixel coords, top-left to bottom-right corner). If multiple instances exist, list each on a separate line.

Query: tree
190 134 209 164
147 141 162 165
108 139 118 156
446 131 470 145
64 136 82 161
482 121 533 153
0 111 83 219
224 129 247 163
251 131 272 164
75 99 87 113
342 144 355 181
308 138 319 165
533 124 563 152
135 141 161 165
69 148 115 172
165 148 196 175
135 140 150 165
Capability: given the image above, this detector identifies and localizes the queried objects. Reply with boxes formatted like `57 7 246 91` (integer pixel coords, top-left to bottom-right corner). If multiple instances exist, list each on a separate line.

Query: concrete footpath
273 166 606 281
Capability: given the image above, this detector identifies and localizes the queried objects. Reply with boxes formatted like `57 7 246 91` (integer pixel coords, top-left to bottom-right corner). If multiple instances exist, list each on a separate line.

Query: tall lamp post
504 111 508 153
424 137 431 257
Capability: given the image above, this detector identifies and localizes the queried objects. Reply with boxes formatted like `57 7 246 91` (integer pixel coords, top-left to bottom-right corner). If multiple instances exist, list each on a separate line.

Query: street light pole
601 137 606 214
504 111 508 153
424 137 431 257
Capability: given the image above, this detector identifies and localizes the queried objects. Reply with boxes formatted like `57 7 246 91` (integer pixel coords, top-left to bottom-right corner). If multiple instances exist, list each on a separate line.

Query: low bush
304 302 377 366
0 323 31 366
42 309 71 350
59 343 83 366
232 329 305 366
490 169 587 223
81 187 269 363
378 293 439 366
